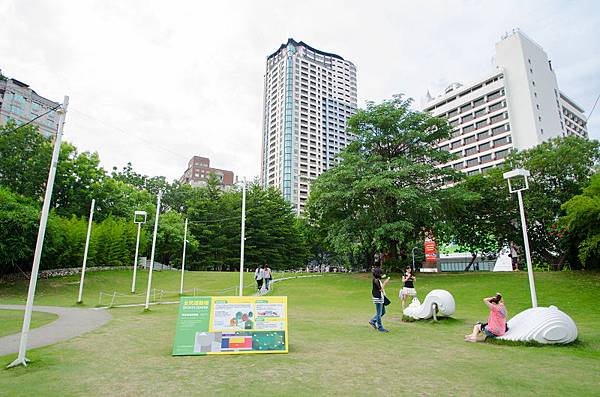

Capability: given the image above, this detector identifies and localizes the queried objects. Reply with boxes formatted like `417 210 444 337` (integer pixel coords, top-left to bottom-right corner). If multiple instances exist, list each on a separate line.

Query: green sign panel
172 296 288 356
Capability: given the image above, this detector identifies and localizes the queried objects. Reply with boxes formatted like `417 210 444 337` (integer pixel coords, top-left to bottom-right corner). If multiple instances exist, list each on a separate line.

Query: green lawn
1 270 599 396
0 309 58 337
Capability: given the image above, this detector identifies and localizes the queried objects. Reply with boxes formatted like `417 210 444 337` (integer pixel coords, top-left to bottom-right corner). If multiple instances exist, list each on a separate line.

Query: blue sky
1 0 598 180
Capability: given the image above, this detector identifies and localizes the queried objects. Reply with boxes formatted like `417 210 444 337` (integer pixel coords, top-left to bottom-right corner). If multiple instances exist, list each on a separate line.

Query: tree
0 188 41 274
0 122 52 199
560 172 600 269
155 211 198 267
447 136 600 269
306 95 465 270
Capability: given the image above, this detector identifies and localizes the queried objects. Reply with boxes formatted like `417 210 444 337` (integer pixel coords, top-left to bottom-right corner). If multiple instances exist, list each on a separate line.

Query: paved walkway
0 305 112 357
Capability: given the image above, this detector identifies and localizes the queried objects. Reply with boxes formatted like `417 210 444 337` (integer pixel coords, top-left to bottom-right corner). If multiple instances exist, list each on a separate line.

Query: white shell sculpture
498 306 578 344
403 289 456 320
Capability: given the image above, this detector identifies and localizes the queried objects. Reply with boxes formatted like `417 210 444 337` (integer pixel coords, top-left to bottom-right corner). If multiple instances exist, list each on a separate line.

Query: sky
1 0 599 181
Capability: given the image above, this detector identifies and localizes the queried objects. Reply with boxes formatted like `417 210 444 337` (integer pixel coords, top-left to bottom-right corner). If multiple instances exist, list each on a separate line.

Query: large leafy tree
560 172 600 269
0 123 53 199
446 136 600 269
307 95 467 269
0 188 41 274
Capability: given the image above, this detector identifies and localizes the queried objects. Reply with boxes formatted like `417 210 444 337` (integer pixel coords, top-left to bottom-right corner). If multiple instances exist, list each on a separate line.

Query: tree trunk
464 253 477 272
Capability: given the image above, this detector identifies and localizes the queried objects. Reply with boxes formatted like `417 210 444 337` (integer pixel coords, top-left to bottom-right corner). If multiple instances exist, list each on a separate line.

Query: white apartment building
422 30 588 177
0 71 60 137
260 39 357 213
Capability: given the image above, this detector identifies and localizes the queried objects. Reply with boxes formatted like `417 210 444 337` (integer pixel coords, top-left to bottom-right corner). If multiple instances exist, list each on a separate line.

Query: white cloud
1 0 598 181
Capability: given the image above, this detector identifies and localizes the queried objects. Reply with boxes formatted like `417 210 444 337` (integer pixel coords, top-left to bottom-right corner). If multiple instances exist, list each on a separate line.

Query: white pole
77 199 95 303
144 192 162 310
131 222 142 293
8 96 69 368
517 190 537 308
180 218 188 295
238 178 246 297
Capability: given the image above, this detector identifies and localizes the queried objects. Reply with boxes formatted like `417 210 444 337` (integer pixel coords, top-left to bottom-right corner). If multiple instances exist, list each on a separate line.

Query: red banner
424 241 437 263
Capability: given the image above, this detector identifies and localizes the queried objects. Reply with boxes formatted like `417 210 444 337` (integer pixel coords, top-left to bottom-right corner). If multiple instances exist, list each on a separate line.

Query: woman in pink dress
465 293 508 342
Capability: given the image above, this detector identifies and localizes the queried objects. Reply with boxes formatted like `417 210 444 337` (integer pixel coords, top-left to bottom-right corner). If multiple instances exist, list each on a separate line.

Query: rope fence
97 281 259 308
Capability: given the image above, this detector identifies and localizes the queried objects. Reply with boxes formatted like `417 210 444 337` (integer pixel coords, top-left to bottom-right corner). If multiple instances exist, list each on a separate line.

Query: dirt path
0 305 112 357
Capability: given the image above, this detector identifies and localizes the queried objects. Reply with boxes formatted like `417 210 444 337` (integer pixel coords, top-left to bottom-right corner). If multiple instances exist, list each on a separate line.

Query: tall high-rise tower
260 39 357 214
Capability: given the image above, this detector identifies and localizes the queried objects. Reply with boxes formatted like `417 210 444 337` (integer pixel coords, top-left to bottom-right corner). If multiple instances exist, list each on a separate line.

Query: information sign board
172 296 288 356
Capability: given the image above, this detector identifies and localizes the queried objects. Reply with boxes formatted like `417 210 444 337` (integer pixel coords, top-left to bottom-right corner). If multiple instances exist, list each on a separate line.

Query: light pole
144 192 162 310
180 218 188 295
77 199 95 303
503 168 537 308
239 177 246 297
131 210 147 293
8 95 69 368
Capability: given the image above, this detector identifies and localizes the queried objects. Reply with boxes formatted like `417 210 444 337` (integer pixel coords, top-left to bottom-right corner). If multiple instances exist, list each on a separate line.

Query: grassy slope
0 310 58 337
0 270 599 397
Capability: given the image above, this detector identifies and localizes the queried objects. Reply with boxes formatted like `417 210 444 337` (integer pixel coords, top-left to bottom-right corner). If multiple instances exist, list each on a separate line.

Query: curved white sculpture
498 306 578 344
493 246 513 272
403 289 456 320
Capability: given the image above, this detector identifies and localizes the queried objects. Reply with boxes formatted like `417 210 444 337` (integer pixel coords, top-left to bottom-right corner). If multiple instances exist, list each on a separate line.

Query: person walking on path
369 267 391 333
465 293 508 342
400 266 417 311
254 266 264 291
264 265 272 291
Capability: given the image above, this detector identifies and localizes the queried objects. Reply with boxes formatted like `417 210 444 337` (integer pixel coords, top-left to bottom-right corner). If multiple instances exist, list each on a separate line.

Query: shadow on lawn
401 315 464 326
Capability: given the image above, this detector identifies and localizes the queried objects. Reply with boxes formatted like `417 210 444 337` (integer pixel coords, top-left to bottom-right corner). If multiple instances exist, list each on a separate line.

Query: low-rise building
0 70 60 137
179 156 234 187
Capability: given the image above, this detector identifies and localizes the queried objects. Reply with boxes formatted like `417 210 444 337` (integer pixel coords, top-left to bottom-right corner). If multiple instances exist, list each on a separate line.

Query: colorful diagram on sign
172 296 288 356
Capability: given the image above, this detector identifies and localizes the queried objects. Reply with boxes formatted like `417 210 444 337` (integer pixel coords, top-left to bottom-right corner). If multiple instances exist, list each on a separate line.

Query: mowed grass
0 309 58 337
1 270 599 396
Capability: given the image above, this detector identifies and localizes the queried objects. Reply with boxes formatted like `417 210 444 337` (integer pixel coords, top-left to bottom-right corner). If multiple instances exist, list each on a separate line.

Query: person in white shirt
254 266 264 291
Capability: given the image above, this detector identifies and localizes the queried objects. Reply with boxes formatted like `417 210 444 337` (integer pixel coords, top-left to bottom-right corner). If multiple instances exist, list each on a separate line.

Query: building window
473 97 485 107
495 148 510 159
490 113 505 124
487 90 502 101
482 165 494 174
493 137 508 147
491 125 506 136
466 158 478 168
479 141 491 151
462 114 474 123
465 146 477 156
480 153 492 163
474 108 486 119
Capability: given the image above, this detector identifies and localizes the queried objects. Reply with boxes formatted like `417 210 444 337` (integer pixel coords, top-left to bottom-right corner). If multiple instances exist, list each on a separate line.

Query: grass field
0 309 58 337
1 269 599 396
